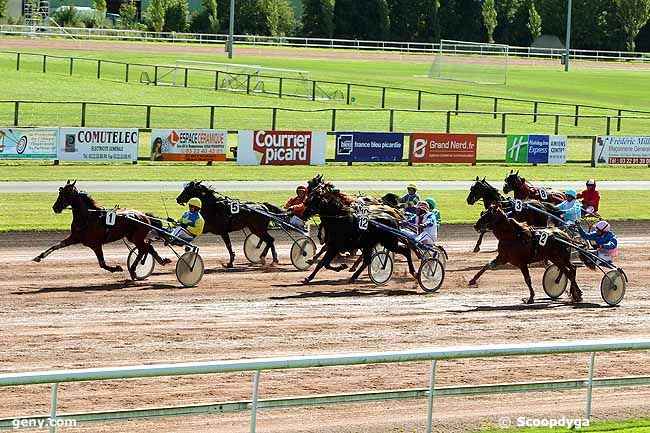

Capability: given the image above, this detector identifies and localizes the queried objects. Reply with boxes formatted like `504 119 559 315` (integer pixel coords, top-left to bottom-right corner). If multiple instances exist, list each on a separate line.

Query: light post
564 0 573 71
227 0 235 59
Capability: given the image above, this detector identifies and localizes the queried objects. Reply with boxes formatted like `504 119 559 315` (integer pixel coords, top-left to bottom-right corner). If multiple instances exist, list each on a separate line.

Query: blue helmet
565 189 577 199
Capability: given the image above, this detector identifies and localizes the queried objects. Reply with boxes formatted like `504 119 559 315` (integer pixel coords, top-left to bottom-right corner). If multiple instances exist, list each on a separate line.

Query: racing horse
176 180 283 267
503 170 566 204
469 203 595 304
33 180 171 279
466 177 564 252
301 182 416 284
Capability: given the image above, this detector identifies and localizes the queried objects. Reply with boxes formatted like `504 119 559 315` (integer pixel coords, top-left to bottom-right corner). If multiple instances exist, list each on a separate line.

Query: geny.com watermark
12 418 77 429
498 416 590 429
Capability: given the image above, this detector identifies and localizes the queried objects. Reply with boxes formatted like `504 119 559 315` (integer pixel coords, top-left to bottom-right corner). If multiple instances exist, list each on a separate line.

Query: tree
614 0 650 51
301 0 333 38
482 0 497 43
388 0 419 41
119 0 139 28
526 0 542 44
333 0 355 38
146 0 166 32
93 0 106 13
163 0 189 32
0 0 8 19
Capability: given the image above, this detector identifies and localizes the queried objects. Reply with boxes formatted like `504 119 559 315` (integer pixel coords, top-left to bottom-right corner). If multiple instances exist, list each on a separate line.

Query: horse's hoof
339 263 348 270
468 279 478 286
162 258 172 266
472 247 480 253
115 265 123 272
222 262 234 269
32 256 41 263
302 278 312 284
348 277 357 283
305 259 314 265
259 257 266 265
524 297 535 304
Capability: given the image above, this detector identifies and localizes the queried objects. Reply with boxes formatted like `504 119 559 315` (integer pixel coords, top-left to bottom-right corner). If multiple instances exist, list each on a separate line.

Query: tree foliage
146 0 166 32
526 0 542 43
119 0 139 29
93 0 106 13
482 0 497 43
301 0 333 38
614 0 650 51
0 0 7 19
163 0 189 32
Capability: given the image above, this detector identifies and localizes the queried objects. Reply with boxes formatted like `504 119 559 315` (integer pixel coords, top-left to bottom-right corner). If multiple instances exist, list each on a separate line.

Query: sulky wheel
290 237 317 271
600 269 627 306
176 252 205 287
368 250 394 286
243 233 265 264
417 257 445 293
127 249 155 280
542 264 568 300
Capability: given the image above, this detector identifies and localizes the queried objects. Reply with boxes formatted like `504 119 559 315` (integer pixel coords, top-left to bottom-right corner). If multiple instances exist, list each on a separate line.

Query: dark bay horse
176 181 283 267
467 177 564 252
503 170 567 204
469 204 595 304
301 182 415 284
33 181 171 279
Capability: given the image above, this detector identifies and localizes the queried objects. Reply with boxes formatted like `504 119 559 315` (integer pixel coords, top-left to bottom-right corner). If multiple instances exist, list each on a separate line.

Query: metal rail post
331 109 336 131
425 360 437 433
210 106 215 129
555 115 560 134
493 98 498 119
501 113 507 134
69 58 74 76
125 63 129 82
42 55 47 73
389 110 394 132
606 117 611 135
446 111 451 133
617 110 622 131
249 370 261 433
13 101 19 126
455 94 460 115
49 383 59 433
585 352 596 419
574 105 579 126
533 101 538 122
97 60 101 79
417 90 422 110
272 108 277 130
81 102 86 127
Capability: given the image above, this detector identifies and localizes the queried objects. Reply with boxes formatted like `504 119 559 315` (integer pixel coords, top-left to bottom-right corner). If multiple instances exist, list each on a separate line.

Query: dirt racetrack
2 225 650 433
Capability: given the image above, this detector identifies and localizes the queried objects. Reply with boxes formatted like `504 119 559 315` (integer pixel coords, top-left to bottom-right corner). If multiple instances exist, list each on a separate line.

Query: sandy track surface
1 228 650 432
3 37 650 71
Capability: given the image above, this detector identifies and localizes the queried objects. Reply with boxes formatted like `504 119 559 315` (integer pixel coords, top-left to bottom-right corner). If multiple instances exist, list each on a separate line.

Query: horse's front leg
148 244 172 266
473 230 487 253
304 249 338 283
33 235 77 262
518 264 535 304
349 246 373 281
469 257 504 286
221 233 235 268
92 245 123 273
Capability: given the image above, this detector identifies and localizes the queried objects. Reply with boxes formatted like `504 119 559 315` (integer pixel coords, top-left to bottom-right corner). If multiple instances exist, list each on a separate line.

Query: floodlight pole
227 0 235 59
564 0 573 71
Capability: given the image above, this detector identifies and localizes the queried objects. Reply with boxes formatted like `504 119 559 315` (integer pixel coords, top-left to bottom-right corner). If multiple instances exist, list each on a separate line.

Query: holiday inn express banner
505 135 567 164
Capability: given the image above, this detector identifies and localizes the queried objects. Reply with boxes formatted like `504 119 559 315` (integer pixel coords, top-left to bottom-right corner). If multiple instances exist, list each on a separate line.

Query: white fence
1 339 650 432
1 24 650 62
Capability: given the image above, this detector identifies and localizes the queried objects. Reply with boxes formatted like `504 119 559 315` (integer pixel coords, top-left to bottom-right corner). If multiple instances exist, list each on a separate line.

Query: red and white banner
237 130 326 165
410 133 477 164
594 136 650 165
151 129 227 162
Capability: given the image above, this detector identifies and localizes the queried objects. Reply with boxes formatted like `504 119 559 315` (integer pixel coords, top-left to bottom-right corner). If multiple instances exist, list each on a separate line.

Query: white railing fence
1 339 650 433
1 24 650 62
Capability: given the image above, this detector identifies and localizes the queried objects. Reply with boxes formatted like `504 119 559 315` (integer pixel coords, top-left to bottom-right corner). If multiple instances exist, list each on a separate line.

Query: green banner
506 135 529 163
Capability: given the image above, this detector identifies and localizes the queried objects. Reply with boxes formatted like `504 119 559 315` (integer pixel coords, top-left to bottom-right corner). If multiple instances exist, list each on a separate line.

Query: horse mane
78 191 100 210
510 218 533 239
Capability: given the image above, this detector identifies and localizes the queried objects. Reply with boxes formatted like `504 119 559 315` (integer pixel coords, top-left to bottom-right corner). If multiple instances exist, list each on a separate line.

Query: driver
576 220 618 263
170 197 204 242
404 201 438 246
558 189 582 224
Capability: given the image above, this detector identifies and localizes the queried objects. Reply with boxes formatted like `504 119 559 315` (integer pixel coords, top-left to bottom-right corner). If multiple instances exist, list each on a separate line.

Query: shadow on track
271 287 419 299
13 281 179 294
447 299 605 313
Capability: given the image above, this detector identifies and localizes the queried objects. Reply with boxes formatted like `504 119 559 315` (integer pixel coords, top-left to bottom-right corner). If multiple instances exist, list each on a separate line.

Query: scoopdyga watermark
498 416 590 429
12 418 77 429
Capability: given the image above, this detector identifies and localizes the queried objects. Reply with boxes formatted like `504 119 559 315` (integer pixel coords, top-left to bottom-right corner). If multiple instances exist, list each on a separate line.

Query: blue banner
335 132 404 162
527 135 549 164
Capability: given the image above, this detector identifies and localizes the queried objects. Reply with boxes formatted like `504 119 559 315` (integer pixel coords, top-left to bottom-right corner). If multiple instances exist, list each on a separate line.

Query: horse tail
542 202 563 218
263 202 285 214
578 250 597 270
145 212 164 229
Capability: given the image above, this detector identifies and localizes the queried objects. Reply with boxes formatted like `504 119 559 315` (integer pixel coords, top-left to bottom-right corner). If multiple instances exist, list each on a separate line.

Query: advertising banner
594 136 650 165
58 128 138 162
505 135 567 164
151 129 227 161
410 133 477 163
334 132 404 162
0 128 57 159
237 130 326 165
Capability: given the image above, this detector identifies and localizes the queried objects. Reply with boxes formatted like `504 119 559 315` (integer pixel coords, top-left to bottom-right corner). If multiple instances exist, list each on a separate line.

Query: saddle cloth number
359 206 370 215
538 231 550 246
230 201 240 214
539 188 548 200
105 210 117 226
514 200 523 212
358 216 369 230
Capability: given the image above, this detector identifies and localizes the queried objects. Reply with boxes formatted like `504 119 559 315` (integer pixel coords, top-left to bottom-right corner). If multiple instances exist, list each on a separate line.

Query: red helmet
296 185 307 194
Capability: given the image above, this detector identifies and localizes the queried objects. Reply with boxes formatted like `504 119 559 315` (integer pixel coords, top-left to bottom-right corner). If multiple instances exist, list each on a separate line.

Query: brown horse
468 204 594 304
466 176 564 252
33 181 171 279
503 170 566 204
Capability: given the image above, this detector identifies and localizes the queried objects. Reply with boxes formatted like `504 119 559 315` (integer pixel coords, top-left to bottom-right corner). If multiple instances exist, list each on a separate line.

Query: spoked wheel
422 246 447 268
290 237 316 271
243 233 265 264
368 251 394 286
127 249 155 280
176 252 205 287
542 264 568 300
600 269 627 306
417 258 445 293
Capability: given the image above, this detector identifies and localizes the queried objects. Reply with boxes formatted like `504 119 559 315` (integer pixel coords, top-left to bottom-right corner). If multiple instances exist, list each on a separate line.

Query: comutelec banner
58 128 138 162
0 128 57 159
505 135 567 164
237 130 327 165
594 136 650 165
334 132 404 162
151 129 227 161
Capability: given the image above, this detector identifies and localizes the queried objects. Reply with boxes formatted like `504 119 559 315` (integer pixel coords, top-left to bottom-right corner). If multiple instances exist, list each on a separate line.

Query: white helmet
595 220 610 232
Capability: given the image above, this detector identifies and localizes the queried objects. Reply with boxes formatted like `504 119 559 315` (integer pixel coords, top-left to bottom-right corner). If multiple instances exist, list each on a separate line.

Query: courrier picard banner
410 133 477 163
237 130 326 165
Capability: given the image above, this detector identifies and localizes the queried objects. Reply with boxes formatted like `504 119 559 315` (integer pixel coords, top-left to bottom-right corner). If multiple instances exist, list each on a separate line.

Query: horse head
503 170 521 194
53 180 78 213
307 174 325 192
473 203 508 233
177 180 212 206
303 183 348 219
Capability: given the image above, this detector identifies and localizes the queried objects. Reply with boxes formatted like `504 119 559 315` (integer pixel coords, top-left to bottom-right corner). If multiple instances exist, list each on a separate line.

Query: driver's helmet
586 179 596 187
564 189 577 199
416 201 430 212
425 198 436 209
188 197 202 209
296 185 307 194
407 183 417 191
595 220 610 232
